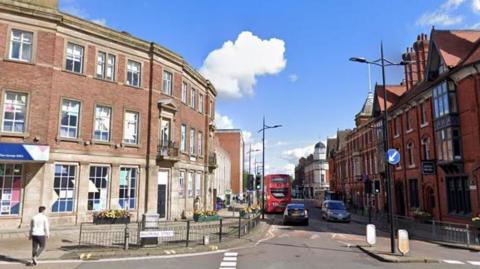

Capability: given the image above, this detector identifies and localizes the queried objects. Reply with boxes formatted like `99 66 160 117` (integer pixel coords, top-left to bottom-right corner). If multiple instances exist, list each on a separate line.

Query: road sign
139 230 174 238
386 149 400 165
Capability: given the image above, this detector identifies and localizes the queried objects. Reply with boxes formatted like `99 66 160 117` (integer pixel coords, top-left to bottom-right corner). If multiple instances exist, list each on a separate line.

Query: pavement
3 200 480 268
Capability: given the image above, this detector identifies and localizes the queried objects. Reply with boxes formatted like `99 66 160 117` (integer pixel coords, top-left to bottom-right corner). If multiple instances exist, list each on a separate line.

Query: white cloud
281 144 315 164
215 112 234 129
200 31 287 99
416 0 465 26
288 74 298 83
473 0 480 13
91 18 107 26
267 163 295 176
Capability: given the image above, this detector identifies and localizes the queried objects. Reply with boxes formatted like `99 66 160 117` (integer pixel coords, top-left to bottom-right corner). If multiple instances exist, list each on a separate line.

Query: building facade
329 30 480 224
0 0 217 227
303 142 329 198
213 137 231 204
215 129 244 198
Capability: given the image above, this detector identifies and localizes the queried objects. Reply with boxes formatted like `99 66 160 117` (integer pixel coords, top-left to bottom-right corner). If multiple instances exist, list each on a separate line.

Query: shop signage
0 143 49 161
421 161 435 175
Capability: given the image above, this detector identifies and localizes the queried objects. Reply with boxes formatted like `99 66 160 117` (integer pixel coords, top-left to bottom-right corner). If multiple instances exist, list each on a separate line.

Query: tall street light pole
258 116 282 220
248 144 260 176
350 42 411 254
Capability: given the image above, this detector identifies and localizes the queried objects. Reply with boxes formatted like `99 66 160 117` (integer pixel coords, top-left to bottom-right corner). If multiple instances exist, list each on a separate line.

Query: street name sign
139 230 174 238
386 149 400 165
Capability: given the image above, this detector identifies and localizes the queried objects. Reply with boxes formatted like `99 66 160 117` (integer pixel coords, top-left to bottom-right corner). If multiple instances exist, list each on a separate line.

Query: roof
315 141 326 149
374 84 407 112
431 30 480 67
326 138 337 157
355 91 374 118
336 129 351 150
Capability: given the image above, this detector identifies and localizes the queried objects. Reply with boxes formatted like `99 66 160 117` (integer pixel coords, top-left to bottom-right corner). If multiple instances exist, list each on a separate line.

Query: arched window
421 137 431 160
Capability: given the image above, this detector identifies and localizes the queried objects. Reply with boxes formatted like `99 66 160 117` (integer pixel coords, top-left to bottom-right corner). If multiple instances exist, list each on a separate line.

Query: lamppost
258 116 282 220
350 42 410 254
247 144 261 176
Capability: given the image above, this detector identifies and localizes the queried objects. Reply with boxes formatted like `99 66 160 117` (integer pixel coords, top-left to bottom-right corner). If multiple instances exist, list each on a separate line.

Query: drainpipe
144 42 155 214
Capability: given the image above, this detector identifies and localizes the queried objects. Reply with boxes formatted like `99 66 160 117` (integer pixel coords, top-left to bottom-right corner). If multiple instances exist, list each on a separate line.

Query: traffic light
247 174 254 191
374 180 381 194
255 174 261 190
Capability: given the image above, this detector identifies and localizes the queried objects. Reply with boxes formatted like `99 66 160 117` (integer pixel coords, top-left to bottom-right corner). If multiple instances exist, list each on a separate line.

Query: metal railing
157 141 179 160
78 213 261 249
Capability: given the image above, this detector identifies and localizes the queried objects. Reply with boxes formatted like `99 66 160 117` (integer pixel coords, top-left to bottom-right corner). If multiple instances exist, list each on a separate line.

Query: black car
283 203 309 225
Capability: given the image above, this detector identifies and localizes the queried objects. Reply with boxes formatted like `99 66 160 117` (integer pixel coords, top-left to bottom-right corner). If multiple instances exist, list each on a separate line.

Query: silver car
321 200 350 222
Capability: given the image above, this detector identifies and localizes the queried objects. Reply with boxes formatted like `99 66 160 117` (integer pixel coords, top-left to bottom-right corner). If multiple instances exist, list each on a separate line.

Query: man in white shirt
29 206 49 266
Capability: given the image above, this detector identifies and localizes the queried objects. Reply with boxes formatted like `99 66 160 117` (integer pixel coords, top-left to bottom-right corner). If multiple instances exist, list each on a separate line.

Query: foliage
411 209 432 219
194 210 218 217
93 209 130 219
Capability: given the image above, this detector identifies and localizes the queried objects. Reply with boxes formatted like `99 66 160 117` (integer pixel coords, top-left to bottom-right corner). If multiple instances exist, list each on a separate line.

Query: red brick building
215 129 244 197
330 29 480 224
0 0 217 227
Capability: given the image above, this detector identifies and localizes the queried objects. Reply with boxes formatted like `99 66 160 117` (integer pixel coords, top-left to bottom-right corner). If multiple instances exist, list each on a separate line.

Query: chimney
403 33 429 90
13 0 58 9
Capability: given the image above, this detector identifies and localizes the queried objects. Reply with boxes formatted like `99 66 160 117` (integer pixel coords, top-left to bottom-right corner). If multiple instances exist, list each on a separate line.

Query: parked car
283 203 309 225
321 200 350 222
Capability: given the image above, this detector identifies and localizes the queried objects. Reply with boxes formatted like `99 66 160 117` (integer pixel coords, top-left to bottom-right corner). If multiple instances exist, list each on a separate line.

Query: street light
258 116 282 220
247 145 261 176
350 42 408 254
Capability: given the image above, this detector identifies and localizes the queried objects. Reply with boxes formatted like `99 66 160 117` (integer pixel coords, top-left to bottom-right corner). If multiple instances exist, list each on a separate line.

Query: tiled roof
374 84 407 112
432 30 480 67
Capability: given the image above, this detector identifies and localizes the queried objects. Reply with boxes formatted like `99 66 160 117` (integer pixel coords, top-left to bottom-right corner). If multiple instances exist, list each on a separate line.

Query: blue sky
60 0 480 175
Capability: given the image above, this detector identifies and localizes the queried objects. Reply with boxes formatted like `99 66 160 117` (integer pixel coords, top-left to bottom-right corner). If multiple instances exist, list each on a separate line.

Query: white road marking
310 234 319 240
468 261 480 266
224 257 237 261
220 261 237 267
443 260 465 264
278 233 290 238
224 252 238 257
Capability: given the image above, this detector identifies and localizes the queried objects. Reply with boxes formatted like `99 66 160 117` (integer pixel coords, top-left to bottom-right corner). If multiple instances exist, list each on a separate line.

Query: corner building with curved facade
0 0 218 227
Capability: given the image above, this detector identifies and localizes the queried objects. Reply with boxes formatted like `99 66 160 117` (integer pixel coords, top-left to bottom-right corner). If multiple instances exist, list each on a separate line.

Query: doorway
157 170 169 218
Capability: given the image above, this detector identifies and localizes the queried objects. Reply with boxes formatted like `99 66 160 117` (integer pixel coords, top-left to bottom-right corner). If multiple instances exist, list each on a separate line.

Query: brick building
329 29 480 224
215 129 244 198
0 0 217 227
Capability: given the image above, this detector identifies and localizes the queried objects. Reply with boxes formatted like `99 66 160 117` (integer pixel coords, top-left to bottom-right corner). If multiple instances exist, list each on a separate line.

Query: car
321 200 350 223
283 203 309 225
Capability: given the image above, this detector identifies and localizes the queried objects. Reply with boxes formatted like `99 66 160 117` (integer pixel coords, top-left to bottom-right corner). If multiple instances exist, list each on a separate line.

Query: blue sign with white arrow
387 149 400 165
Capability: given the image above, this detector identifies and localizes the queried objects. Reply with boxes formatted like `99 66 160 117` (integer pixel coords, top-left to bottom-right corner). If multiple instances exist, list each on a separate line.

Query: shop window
0 164 22 215
447 176 471 215
52 164 76 213
118 167 137 210
88 166 109 211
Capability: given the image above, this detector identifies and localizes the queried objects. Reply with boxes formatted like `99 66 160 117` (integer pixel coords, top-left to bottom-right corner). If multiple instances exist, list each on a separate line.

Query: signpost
386 149 400 165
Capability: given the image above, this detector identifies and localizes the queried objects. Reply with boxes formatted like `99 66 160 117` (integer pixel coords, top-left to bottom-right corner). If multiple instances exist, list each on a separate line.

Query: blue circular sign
387 149 400 165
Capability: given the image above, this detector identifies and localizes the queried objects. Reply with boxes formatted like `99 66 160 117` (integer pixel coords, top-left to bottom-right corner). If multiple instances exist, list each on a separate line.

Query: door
395 182 405 216
157 170 169 218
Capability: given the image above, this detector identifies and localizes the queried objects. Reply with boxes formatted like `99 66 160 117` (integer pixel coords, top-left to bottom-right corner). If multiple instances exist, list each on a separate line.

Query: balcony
157 141 179 163
208 152 217 172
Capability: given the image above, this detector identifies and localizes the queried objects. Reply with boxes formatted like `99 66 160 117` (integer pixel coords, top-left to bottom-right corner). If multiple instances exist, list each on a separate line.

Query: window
119 167 137 209
190 128 195 155
421 137 431 160
52 164 76 213
190 88 196 109
65 43 84 73
187 172 193 197
126 60 141 87
9 29 32 62
447 176 471 215
60 99 80 139
88 166 109 211
178 171 185 198
407 142 415 167
93 105 111 142
197 132 203 156
406 110 412 131
123 111 139 144
409 179 419 208
2 91 27 133
181 82 188 103
180 124 187 152
0 163 22 215
96 52 115 80
433 81 457 119
163 71 172 95
199 94 204 113
160 118 171 146
195 173 201 197
436 128 461 161
420 102 428 125
394 117 400 136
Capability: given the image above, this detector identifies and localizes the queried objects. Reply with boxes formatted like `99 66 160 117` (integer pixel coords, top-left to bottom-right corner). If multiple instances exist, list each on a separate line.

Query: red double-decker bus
264 174 292 213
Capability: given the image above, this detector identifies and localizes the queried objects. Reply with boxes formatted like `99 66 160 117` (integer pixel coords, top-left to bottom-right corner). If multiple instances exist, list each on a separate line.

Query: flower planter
194 214 220 222
93 216 130 225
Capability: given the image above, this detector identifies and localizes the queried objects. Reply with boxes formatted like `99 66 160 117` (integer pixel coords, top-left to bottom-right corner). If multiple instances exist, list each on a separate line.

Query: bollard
366 224 376 246
238 214 242 238
204 235 210 245
186 221 190 247
466 224 471 247
124 224 130 250
398 229 409 256
219 219 223 242
432 219 436 240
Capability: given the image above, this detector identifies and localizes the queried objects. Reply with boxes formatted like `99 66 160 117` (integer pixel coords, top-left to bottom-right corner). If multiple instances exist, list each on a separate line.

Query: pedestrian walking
29 206 49 266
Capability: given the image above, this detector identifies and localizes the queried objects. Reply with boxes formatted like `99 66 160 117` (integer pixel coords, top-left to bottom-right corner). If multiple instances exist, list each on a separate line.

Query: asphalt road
3 200 480 269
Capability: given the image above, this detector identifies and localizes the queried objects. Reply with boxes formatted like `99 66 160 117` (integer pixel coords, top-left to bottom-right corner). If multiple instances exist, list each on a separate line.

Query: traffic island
357 245 439 263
